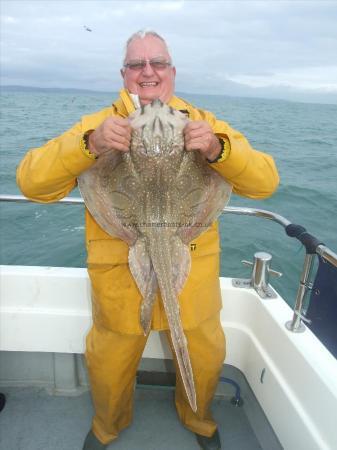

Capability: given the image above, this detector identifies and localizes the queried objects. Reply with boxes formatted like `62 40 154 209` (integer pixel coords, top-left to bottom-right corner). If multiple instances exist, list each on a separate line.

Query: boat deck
0 385 264 450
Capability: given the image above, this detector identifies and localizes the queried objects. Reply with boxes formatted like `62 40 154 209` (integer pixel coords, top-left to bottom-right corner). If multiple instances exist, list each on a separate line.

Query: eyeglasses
123 57 172 71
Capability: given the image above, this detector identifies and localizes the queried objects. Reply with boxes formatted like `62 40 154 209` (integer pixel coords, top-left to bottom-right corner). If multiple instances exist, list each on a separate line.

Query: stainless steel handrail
222 206 291 228
223 206 337 269
1 193 337 334
316 245 337 268
0 194 84 204
1 194 336 267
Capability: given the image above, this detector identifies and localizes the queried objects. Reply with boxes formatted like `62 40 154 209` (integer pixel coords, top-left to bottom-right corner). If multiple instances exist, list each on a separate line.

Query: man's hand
184 121 222 161
88 117 132 156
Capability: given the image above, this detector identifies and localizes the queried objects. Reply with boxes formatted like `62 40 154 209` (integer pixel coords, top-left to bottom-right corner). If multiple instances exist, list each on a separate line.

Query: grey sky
1 0 337 102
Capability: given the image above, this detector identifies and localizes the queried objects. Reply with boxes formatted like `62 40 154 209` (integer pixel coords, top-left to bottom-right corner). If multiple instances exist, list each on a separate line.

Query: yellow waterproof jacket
17 89 279 334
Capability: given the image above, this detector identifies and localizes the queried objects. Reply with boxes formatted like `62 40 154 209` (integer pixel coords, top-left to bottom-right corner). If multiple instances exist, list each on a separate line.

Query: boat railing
1 194 336 335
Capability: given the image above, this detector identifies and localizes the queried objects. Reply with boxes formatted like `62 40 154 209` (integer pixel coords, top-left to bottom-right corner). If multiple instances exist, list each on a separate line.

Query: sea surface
1 88 336 306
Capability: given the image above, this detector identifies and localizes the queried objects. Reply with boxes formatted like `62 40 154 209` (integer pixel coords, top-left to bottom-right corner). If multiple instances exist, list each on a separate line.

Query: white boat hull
1 265 336 449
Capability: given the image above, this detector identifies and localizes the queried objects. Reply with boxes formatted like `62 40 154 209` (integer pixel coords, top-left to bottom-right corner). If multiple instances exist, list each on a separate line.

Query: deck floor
0 386 262 450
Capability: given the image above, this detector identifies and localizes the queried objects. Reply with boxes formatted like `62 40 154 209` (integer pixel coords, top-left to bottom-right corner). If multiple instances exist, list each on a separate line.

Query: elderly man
17 30 279 450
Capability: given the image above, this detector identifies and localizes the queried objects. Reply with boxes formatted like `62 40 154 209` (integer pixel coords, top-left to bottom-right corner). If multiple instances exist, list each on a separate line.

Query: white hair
123 29 172 65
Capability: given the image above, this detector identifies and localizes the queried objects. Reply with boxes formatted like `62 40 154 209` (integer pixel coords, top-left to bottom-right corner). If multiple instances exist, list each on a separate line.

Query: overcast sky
1 0 337 103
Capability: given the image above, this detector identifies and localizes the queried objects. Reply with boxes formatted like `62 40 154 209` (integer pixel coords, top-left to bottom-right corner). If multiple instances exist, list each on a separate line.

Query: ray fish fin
78 151 138 245
177 153 232 244
129 238 158 335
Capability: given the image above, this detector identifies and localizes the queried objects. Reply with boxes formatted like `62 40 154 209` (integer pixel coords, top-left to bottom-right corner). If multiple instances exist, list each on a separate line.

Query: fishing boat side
1 264 336 449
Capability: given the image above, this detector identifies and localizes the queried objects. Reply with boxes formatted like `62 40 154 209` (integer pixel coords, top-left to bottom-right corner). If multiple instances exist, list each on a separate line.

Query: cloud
227 66 337 92
1 0 337 102
2 15 20 24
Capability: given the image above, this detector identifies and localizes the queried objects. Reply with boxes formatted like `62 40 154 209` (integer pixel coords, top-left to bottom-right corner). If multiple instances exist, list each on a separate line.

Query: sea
0 88 336 306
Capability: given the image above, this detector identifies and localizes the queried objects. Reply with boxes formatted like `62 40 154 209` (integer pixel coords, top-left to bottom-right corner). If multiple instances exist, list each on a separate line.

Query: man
17 30 279 450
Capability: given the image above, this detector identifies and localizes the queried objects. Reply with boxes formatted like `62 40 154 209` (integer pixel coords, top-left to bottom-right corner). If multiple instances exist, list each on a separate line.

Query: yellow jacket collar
113 89 191 117
112 89 136 117
168 96 191 111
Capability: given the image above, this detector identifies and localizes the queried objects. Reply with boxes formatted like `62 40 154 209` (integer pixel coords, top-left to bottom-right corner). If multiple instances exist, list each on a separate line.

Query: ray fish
78 100 232 412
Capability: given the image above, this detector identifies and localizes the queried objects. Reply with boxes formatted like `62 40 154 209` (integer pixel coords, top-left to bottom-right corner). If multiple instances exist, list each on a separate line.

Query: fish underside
78 100 232 412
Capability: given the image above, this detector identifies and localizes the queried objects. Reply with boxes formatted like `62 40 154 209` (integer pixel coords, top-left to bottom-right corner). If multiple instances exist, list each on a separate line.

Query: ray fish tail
148 230 197 412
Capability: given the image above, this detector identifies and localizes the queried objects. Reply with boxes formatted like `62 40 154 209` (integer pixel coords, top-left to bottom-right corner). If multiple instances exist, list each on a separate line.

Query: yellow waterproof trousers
85 313 226 445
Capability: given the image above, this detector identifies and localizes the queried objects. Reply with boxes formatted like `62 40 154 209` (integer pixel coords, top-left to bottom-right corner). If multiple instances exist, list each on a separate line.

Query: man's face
121 35 176 105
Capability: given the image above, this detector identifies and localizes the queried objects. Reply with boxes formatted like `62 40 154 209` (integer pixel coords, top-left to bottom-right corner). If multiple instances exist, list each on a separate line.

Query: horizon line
1 84 336 106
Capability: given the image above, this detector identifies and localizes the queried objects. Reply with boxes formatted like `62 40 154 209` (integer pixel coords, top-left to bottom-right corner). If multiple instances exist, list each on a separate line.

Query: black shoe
0 393 6 412
82 430 108 450
195 429 221 450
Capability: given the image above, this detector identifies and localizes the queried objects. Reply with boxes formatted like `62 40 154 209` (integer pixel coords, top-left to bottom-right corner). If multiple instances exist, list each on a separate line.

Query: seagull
83 25 92 32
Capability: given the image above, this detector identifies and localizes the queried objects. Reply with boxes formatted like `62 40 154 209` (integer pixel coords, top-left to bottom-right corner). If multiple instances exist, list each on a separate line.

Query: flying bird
83 25 92 32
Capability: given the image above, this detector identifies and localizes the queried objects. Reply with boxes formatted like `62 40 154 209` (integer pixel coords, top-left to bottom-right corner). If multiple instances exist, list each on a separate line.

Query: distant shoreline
0 85 112 95
1 84 336 106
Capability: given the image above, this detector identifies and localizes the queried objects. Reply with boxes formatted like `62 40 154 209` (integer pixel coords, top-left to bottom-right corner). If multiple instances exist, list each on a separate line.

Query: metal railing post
285 253 315 333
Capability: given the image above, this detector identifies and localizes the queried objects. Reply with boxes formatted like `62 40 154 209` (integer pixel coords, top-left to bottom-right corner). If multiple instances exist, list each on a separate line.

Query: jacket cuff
59 134 97 176
208 136 231 163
